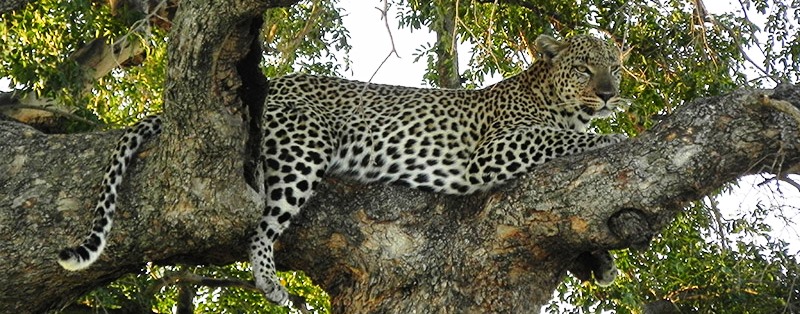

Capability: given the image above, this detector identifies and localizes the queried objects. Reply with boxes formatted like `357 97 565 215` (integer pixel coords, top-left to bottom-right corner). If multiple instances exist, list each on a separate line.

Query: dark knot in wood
608 208 654 251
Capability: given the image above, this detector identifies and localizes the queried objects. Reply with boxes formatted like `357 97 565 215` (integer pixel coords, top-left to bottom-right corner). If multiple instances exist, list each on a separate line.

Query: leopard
58 34 627 306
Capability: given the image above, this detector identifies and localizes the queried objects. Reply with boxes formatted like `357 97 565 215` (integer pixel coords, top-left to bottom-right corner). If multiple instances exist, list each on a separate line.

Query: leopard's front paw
594 258 618 287
608 133 628 143
568 250 618 286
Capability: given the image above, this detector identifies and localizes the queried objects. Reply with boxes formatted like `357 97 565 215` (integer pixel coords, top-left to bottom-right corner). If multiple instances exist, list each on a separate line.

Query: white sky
338 2 470 87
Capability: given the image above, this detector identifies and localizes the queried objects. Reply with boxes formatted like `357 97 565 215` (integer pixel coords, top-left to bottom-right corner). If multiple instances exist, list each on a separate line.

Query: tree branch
144 271 260 297
2 0 799 312
3 54 800 314
0 0 34 14
367 0 401 83
0 0 294 312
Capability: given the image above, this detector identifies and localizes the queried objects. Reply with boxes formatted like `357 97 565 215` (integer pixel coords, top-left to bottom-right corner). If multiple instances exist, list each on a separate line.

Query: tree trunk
432 0 461 89
2 0 800 313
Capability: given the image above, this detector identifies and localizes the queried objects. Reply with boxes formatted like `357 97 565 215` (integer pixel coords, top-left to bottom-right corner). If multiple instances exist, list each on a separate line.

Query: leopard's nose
596 90 615 102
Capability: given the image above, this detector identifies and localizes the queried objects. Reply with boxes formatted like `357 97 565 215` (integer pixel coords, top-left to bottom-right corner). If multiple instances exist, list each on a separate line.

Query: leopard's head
536 34 625 121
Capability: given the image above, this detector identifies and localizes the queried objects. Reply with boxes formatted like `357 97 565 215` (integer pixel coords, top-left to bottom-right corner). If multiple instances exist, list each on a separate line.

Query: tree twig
0 97 99 127
367 0 401 83
778 174 800 192
144 271 261 298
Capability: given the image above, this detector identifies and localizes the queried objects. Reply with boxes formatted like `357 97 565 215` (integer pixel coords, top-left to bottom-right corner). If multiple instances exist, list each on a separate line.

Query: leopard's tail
58 115 162 270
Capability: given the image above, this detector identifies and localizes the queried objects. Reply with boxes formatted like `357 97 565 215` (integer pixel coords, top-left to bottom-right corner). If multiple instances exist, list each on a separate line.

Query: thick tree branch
432 0 461 88
2 82 798 312
2 0 800 312
0 0 290 312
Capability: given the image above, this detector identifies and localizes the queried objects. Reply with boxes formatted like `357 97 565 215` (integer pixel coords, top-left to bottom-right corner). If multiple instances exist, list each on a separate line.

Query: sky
336 3 433 86
337 2 483 87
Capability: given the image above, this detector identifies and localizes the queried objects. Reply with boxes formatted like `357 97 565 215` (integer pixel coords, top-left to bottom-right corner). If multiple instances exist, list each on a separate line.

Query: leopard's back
265 74 491 194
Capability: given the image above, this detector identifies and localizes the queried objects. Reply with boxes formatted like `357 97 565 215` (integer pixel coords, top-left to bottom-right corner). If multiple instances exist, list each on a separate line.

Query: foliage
78 265 330 313
262 0 351 77
0 0 163 127
2 0 799 312
0 0 351 127
548 201 800 313
185 264 331 313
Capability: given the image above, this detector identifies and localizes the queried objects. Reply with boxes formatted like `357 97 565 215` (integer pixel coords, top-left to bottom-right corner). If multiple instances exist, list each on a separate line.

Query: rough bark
2 0 800 313
0 0 34 13
432 0 461 89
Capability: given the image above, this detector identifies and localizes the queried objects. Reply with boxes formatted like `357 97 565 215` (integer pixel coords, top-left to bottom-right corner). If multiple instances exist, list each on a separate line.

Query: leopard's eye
610 65 621 75
573 65 592 75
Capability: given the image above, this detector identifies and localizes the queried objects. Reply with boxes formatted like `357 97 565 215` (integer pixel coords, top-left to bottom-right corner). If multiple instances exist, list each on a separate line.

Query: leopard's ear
535 35 568 62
